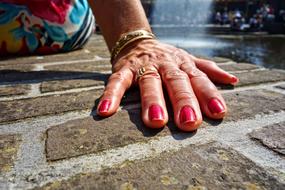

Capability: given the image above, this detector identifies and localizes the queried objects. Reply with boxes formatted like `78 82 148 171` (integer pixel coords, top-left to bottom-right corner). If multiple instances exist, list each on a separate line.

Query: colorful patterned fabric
0 0 94 55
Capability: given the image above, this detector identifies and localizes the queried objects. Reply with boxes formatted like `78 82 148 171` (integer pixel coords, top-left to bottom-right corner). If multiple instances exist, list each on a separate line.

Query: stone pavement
0 34 285 190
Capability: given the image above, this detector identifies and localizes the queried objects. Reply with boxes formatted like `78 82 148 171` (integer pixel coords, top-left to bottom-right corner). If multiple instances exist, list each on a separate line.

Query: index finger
97 68 133 117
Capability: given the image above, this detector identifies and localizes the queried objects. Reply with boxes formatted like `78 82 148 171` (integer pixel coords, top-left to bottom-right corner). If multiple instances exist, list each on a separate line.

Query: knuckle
141 91 158 100
186 67 207 79
163 69 188 81
207 60 217 67
140 71 161 80
109 71 126 81
155 52 167 60
173 90 195 104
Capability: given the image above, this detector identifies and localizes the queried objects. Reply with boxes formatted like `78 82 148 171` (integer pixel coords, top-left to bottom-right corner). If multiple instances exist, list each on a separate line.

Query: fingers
97 68 133 117
138 67 168 128
160 66 202 132
180 63 227 119
191 56 239 85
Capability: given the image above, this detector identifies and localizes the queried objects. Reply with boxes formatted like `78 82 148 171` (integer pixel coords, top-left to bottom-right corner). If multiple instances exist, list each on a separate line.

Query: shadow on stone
90 83 198 140
216 83 235 90
126 108 165 137
203 117 224 126
0 70 110 84
91 97 102 117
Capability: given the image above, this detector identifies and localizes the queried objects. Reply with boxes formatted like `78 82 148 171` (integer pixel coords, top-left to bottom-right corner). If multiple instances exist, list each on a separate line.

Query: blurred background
139 0 285 69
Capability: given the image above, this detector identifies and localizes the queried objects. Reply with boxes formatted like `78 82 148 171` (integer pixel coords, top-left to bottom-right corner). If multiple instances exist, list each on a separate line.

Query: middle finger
160 65 202 131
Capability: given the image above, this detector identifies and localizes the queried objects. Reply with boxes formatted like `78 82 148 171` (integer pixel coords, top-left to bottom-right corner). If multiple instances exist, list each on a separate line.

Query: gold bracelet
111 29 156 62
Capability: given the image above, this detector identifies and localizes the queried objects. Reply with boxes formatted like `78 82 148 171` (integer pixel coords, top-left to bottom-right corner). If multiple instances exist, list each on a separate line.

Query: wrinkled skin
97 39 238 131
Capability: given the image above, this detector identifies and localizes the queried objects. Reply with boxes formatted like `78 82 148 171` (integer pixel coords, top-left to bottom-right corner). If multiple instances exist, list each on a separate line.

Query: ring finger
180 63 227 119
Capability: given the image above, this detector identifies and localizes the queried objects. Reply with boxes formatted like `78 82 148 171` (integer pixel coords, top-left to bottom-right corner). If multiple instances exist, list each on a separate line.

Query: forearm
88 0 151 51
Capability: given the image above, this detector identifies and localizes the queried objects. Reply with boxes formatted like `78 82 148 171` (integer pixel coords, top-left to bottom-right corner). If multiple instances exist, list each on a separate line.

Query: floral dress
0 0 94 55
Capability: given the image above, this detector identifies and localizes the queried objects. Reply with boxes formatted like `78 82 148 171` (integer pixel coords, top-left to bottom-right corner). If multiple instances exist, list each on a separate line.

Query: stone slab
46 109 171 161
0 134 21 173
250 122 285 155
235 70 285 87
0 69 107 84
219 63 260 72
38 143 285 190
195 56 233 64
0 35 108 65
40 79 106 93
0 50 96 65
0 84 30 97
0 90 103 124
84 46 110 58
212 57 233 63
0 64 34 72
44 60 111 72
45 89 285 161
223 89 285 122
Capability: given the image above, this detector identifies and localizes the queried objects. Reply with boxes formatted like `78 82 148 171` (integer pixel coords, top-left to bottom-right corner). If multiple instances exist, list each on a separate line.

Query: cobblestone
44 60 111 72
0 90 103 124
46 109 170 161
250 122 285 155
0 85 30 97
0 134 21 173
0 64 34 72
219 63 260 72
38 143 285 190
40 79 106 93
223 89 285 121
235 70 285 87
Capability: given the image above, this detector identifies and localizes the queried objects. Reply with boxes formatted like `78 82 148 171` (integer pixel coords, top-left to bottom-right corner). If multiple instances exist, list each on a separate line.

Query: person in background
0 0 239 131
222 9 230 25
215 11 222 25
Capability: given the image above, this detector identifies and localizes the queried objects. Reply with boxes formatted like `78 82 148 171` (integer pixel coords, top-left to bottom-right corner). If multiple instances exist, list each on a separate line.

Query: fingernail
208 98 225 114
99 100 111 113
149 105 164 121
231 76 239 85
179 106 196 124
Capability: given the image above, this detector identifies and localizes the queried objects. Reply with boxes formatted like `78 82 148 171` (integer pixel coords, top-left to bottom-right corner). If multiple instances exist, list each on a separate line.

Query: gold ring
137 67 146 78
135 66 158 82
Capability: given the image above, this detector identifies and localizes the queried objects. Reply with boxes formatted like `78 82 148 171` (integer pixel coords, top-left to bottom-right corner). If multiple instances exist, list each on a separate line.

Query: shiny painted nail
99 100 111 113
179 106 196 124
149 105 164 121
231 76 239 85
208 98 225 114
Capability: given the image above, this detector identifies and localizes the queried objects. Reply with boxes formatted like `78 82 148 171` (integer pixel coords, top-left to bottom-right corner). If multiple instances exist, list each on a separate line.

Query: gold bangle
111 29 156 62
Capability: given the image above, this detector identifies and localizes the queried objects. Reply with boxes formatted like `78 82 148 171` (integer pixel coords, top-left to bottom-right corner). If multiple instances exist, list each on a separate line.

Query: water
146 0 285 70
156 32 285 70
148 0 212 28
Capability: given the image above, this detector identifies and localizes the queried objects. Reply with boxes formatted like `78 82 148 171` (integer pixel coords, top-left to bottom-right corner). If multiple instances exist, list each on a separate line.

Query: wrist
110 29 156 63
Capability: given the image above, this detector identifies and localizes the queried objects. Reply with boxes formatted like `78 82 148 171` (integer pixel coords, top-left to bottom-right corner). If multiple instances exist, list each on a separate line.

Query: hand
97 39 239 131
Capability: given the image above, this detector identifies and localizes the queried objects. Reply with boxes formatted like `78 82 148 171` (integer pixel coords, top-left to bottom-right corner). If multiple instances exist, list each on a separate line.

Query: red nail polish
231 76 239 85
208 99 225 114
179 106 196 124
149 105 164 121
99 100 111 113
